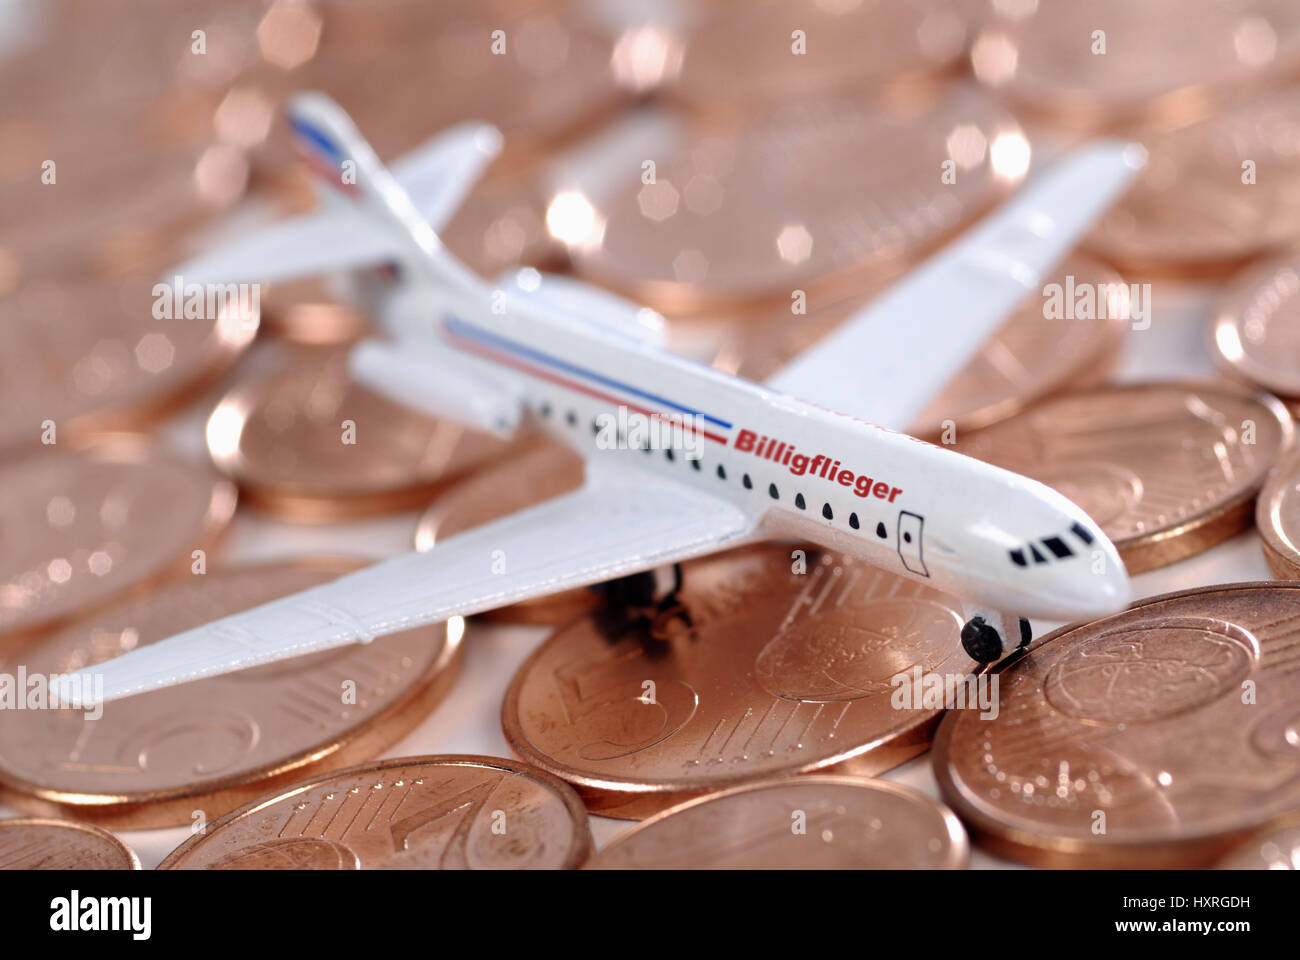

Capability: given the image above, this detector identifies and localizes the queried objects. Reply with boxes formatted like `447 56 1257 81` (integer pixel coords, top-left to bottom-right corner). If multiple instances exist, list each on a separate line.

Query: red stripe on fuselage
444 324 730 445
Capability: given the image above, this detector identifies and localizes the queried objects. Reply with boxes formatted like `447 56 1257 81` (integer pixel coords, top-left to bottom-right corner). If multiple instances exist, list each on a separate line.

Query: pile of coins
4 0 1300 871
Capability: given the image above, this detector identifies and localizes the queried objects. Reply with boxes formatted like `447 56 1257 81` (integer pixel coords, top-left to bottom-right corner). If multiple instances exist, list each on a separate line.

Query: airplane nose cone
1055 522 1131 618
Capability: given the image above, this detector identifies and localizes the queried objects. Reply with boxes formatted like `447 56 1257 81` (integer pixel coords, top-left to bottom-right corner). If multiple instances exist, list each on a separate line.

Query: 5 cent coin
503 545 977 819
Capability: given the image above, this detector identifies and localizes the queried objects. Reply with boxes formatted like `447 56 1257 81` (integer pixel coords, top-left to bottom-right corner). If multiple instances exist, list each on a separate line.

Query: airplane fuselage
420 273 1129 623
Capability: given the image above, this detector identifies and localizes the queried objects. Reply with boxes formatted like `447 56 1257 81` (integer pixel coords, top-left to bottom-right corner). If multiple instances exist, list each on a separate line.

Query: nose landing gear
959 607 1032 664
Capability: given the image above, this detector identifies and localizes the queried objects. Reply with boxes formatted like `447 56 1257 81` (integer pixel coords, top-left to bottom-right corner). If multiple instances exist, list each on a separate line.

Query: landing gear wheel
960 616 1005 664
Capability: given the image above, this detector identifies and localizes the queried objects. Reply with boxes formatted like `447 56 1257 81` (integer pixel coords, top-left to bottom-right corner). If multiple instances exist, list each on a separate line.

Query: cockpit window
1042 536 1073 558
1010 529 1092 567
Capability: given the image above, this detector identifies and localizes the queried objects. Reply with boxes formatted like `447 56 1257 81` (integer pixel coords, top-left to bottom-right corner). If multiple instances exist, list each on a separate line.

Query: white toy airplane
61 94 1144 705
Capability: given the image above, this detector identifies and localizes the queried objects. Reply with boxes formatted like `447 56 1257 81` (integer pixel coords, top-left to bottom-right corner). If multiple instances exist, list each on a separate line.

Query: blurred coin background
2 0 1299 870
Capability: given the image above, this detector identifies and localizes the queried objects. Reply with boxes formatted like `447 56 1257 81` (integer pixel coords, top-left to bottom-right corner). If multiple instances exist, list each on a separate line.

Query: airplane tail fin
287 92 401 212
284 92 483 297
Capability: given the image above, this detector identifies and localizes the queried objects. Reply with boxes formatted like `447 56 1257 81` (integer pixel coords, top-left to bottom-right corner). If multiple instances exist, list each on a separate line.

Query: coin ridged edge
934 580 1300 868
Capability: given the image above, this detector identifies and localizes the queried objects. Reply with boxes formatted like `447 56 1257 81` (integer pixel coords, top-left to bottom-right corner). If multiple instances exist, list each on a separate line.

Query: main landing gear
959 607 1032 664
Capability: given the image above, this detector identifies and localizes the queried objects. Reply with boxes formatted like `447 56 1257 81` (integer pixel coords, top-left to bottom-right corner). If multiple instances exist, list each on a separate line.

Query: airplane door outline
897 511 928 577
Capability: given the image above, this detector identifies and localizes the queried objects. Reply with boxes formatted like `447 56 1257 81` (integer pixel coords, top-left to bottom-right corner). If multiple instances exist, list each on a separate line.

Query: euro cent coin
1216 825 1300 869
205 349 511 521
157 755 592 869
0 436 236 638
972 0 1300 132
502 546 977 819
672 0 972 115
1210 252 1300 400
0 818 139 870
585 775 968 869
0 273 258 454
0 559 464 828
1087 87 1300 273
568 86 1027 314
1256 451 1300 578
935 581 1300 868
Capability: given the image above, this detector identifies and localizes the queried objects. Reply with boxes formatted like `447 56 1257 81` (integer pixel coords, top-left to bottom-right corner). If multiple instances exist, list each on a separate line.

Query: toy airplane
60 94 1144 705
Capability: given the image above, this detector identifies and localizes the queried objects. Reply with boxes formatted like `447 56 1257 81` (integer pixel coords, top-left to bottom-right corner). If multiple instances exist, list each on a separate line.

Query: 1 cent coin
157 755 592 869
503 545 978 819
935 581 1300 868
585 775 969 869
0 818 139 870
958 381 1293 572
0 559 464 828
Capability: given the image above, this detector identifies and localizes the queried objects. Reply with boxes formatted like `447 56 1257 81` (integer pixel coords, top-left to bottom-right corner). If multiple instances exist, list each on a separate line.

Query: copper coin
1217 825 1300 869
270 0 621 172
503 545 977 819
567 86 1028 314
441 170 564 279
957 381 1294 573
206 349 512 521
0 818 139 870
414 440 598 625
0 559 464 828
0 273 258 454
2 147 248 279
157 755 592 869
936 581 1300 868
258 276 372 346
1257 450 1300 578
714 254 1129 436
1211 252 1300 399
673 0 971 115
585 775 968 869
1087 88 1300 274
972 0 1300 132
0 437 237 638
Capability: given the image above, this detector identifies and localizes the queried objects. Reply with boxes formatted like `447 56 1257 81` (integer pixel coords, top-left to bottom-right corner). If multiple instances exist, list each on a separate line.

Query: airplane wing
765 141 1146 432
57 463 753 703
171 121 502 286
